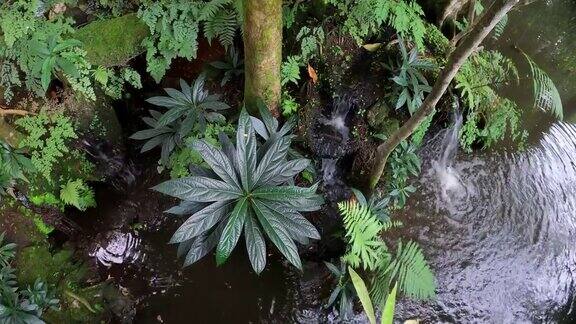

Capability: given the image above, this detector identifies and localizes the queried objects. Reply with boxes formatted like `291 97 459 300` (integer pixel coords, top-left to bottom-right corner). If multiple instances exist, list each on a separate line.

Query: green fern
15 112 78 181
340 200 385 271
383 240 435 300
138 0 241 82
328 0 427 49
204 8 238 49
523 53 563 120
59 179 96 211
492 14 508 40
281 56 302 86
455 50 525 151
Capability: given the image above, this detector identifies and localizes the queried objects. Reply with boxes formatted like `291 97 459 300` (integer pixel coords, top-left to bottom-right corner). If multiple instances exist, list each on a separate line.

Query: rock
75 13 150 67
367 99 391 129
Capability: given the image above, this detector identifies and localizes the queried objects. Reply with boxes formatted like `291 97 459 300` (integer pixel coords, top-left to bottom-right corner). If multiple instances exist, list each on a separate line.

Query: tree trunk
242 0 282 116
367 0 520 190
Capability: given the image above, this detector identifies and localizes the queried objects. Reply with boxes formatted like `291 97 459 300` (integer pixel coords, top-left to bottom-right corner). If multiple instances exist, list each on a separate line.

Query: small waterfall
314 96 355 202
431 110 471 208
80 139 138 191
319 98 352 143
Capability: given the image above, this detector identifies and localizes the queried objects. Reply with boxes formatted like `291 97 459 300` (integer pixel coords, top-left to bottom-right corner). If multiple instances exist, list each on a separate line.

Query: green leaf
191 140 240 189
184 221 226 267
252 200 302 270
130 128 172 140
146 96 182 107
165 201 207 215
236 109 257 191
244 211 266 274
252 135 291 187
41 57 56 92
156 107 185 127
263 201 320 240
169 200 233 243
152 176 242 202
216 198 249 265
164 87 189 103
252 185 317 201
381 283 397 324
349 267 376 324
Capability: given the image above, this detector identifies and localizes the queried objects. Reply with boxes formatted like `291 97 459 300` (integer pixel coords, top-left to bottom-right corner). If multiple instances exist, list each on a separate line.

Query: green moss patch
75 13 149 67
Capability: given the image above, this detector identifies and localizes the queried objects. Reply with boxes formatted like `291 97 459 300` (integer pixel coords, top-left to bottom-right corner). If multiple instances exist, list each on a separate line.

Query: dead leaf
362 43 382 52
307 64 318 84
403 319 420 324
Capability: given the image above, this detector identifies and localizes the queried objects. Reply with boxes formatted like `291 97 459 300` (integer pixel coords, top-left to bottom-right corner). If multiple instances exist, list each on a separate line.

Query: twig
0 104 34 116
0 109 32 116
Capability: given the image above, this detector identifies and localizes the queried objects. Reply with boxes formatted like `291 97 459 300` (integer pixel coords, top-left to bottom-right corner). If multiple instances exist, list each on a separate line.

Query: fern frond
383 240 435 300
199 0 233 20
204 8 238 49
339 200 385 271
381 220 403 232
523 53 563 120
60 179 96 211
492 14 508 40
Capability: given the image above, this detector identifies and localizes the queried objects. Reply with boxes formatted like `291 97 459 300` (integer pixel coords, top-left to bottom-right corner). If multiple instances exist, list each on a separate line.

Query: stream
66 1 576 323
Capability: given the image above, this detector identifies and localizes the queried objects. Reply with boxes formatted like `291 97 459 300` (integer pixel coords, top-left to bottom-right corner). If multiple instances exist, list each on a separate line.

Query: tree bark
242 0 282 116
368 0 520 190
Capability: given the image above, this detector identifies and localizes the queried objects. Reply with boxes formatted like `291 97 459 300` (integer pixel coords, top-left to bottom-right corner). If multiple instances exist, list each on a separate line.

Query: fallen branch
368 0 521 190
0 109 32 116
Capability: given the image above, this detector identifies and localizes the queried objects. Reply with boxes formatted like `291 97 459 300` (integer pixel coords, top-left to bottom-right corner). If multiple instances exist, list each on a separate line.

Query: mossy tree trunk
242 0 282 116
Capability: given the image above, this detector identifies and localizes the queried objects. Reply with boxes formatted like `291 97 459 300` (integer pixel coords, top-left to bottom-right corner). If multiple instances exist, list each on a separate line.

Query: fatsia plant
144 75 230 131
209 47 244 86
153 109 324 273
130 110 180 166
131 75 231 166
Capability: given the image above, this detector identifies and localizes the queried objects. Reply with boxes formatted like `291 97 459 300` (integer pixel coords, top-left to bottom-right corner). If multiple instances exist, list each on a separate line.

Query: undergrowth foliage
327 0 427 49
154 107 323 274
138 0 242 82
16 112 77 181
0 233 60 323
337 197 435 304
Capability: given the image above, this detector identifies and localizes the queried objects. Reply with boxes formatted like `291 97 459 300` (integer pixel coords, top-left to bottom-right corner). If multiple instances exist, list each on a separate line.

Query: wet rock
74 13 149 67
367 99 391 129
102 283 137 323
0 208 44 247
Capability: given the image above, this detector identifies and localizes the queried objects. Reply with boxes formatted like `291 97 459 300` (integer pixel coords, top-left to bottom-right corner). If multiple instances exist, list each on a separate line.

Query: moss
0 205 45 246
74 13 149 67
16 245 105 323
424 23 452 58
243 0 282 114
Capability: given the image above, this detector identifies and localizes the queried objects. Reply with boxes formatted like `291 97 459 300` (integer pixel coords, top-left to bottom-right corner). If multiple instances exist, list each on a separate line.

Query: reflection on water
396 122 576 322
90 231 142 268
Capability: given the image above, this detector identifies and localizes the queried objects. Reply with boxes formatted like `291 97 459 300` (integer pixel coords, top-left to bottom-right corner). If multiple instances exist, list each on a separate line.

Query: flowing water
394 121 576 323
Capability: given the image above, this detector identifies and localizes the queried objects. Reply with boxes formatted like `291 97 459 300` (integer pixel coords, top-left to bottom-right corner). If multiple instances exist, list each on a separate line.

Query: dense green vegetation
0 0 567 322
